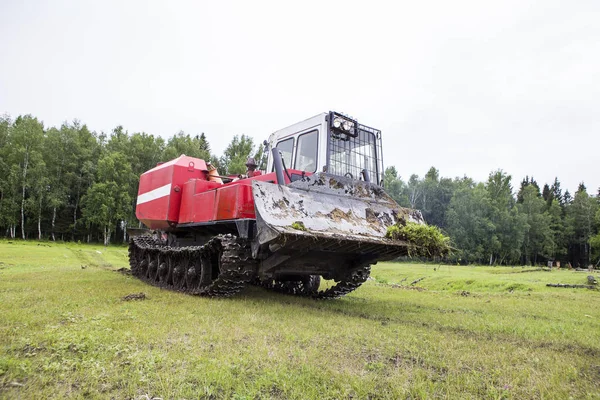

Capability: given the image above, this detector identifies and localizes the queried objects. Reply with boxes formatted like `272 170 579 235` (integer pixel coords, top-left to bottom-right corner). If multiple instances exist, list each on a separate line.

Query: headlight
329 112 358 137
342 120 354 132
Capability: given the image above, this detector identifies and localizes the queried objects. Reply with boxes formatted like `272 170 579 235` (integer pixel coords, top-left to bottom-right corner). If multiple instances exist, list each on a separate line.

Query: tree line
1 113 598 267
385 167 599 267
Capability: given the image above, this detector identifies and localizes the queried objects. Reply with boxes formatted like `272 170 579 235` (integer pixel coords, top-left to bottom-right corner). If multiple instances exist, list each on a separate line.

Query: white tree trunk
38 195 43 240
73 198 78 238
21 146 29 240
20 195 25 239
37 212 42 240
103 226 110 246
51 207 56 241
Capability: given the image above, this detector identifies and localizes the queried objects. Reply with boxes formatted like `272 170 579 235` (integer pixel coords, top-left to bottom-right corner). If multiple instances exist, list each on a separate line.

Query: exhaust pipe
272 148 286 185
361 168 370 183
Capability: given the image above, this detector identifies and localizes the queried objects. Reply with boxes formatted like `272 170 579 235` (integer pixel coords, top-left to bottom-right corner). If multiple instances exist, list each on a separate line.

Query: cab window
275 137 294 168
294 131 318 172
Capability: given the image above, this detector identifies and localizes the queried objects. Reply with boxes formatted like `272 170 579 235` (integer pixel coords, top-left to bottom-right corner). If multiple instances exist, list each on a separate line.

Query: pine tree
518 185 553 265
542 184 552 204
564 190 572 205
551 177 563 207
567 187 598 266
486 171 526 265
517 176 541 203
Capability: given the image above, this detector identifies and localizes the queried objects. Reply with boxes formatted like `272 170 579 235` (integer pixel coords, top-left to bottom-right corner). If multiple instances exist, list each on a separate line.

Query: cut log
410 277 426 285
546 283 596 289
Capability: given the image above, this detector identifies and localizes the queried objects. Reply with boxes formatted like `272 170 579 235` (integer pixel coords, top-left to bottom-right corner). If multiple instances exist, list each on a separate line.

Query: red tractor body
136 154 304 230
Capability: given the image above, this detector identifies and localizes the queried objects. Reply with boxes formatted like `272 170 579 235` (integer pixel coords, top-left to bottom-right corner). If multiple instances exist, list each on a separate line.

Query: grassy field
0 240 599 399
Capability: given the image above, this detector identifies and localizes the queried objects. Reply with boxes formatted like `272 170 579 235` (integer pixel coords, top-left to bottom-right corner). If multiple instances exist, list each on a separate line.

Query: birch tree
10 115 44 239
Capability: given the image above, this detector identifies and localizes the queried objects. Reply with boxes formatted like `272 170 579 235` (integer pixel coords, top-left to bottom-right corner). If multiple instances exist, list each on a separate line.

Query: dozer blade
252 173 424 264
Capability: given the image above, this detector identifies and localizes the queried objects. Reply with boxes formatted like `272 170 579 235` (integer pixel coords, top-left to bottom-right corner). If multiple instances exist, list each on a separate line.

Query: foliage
383 166 409 207
518 185 553 264
291 221 307 231
486 170 526 265
219 134 259 175
162 131 211 162
386 222 451 258
446 183 496 264
591 233 600 266
566 187 598 266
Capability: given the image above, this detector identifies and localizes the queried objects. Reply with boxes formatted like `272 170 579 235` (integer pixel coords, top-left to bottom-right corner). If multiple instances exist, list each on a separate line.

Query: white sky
1 0 598 194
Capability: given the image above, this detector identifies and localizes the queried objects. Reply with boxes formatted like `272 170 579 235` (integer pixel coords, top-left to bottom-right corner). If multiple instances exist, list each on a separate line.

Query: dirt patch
328 178 345 190
389 284 428 292
346 184 368 198
493 268 546 274
0 261 13 270
387 352 449 378
272 198 290 209
327 208 356 224
365 208 379 225
114 268 131 275
122 293 147 301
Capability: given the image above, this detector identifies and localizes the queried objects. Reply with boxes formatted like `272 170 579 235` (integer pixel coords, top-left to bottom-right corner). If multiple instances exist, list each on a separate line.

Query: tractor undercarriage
128 233 374 299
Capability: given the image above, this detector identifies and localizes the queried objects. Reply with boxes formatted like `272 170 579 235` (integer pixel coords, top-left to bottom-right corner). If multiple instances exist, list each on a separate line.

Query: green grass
0 240 599 399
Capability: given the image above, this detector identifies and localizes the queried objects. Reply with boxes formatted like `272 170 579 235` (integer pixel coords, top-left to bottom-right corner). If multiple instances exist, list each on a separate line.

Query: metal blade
252 173 424 255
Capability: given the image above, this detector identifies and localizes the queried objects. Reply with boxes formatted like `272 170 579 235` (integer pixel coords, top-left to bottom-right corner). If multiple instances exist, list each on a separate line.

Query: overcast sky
1 0 598 194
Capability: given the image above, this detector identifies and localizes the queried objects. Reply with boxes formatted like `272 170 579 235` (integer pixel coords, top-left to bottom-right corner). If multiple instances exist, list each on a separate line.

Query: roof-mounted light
329 112 358 137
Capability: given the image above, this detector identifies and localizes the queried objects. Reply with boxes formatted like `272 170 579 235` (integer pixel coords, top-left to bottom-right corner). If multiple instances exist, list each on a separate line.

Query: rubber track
257 265 372 299
129 234 255 297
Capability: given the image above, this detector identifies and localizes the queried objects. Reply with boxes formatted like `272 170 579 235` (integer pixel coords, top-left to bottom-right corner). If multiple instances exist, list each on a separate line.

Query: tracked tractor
128 111 424 298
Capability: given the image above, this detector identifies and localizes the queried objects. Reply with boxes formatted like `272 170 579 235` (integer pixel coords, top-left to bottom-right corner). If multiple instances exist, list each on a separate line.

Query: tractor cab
264 111 384 186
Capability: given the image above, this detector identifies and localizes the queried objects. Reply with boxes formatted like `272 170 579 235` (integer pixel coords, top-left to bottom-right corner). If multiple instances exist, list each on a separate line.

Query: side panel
136 165 175 229
179 179 219 224
137 196 171 230
136 155 207 229
215 184 255 220
176 171 308 225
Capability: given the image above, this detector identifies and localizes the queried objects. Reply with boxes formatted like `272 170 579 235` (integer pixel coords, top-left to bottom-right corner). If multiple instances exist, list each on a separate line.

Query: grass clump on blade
291 221 307 231
386 221 451 258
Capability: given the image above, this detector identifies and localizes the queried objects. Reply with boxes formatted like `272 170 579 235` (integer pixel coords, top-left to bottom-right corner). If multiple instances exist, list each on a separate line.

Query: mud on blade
252 173 424 262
